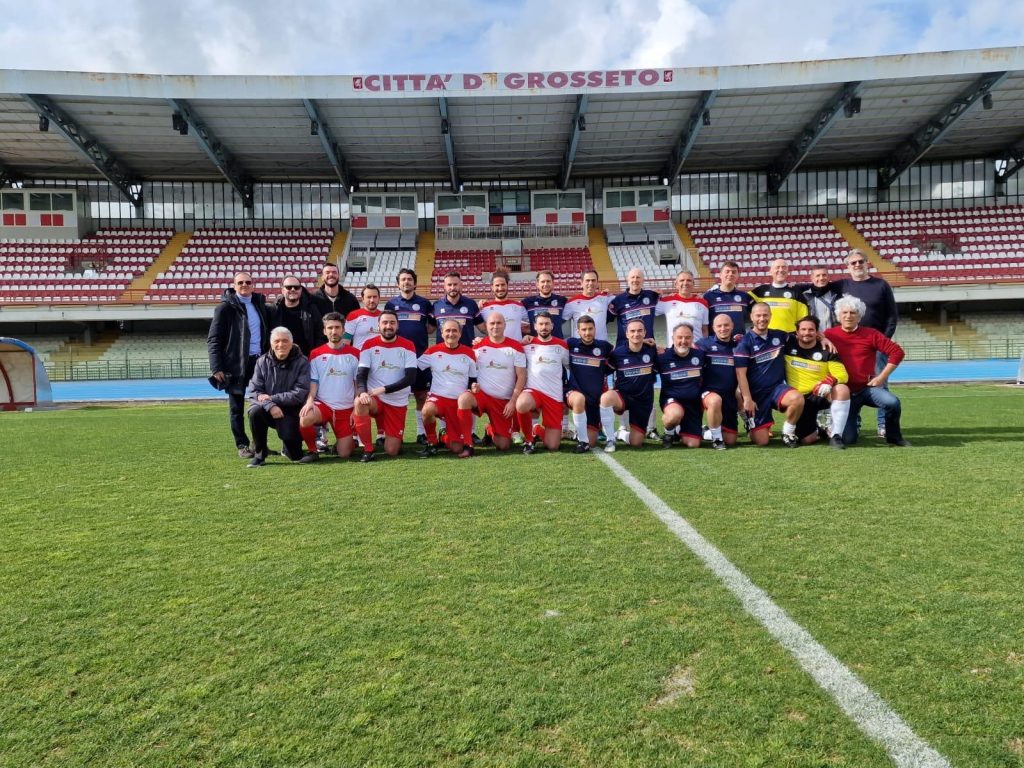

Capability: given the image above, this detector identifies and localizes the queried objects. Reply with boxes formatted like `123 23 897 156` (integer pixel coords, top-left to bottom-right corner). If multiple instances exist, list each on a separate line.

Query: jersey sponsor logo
400 311 423 321
788 359 817 371
571 355 603 367
623 307 652 319
752 347 782 364
485 359 510 370
709 357 735 366
667 368 700 380
535 354 560 365
623 365 653 377
379 360 402 370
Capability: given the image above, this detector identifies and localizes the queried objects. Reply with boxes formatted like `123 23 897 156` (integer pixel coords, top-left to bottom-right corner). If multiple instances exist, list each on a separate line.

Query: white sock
621 410 629 430
572 412 588 442
562 414 570 431
415 409 424 436
600 406 617 441
782 421 797 437
471 414 477 439
647 410 657 431
831 399 851 437
710 426 723 440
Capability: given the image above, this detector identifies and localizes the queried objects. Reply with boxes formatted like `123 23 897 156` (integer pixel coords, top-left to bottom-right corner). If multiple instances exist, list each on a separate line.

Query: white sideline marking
595 452 952 768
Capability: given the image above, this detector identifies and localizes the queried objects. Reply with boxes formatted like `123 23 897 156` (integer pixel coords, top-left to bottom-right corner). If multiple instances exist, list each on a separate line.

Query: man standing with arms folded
516 312 570 454
697 313 741 450
734 303 805 447
600 318 658 453
208 272 268 458
563 269 612 342
479 270 530 341
417 319 479 459
824 296 910 447
352 309 419 462
656 269 709 345
565 314 613 453
244 327 311 468
386 268 436 444
297 313 360 462
472 313 527 452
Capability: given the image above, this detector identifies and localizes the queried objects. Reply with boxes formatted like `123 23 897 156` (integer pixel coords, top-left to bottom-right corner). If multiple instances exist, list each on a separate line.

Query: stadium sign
352 69 673 94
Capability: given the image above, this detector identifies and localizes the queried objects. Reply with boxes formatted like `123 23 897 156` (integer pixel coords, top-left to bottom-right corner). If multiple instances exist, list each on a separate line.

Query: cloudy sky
0 0 1020 75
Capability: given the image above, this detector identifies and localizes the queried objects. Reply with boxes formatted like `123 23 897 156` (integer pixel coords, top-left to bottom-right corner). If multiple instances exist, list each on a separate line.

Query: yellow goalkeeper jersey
783 339 848 395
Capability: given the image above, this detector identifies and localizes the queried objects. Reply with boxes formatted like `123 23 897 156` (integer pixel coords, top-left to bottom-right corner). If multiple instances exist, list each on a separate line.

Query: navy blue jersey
608 290 660 345
608 343 657 401
522 294 569 339
702 288 752 333
734 329 789 396
433 295 483 346
566 337 613 403
385 293 434 354
697 335 738 395
657 346 705 402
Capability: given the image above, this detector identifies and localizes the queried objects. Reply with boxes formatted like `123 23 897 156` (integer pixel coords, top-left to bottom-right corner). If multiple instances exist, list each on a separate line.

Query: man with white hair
824 295 910 447
245 326 311 468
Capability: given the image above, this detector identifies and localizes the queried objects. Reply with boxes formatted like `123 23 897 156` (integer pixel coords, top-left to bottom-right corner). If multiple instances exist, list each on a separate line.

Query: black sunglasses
848 260 865 266
235 280 252 286
283 285 302 290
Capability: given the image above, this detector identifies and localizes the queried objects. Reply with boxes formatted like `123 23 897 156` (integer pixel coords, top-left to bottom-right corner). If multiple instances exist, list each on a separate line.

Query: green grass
1 384 1023 767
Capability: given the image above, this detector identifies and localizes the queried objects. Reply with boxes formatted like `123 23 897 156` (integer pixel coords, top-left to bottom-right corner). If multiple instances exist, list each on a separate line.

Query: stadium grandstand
2 47 1024 380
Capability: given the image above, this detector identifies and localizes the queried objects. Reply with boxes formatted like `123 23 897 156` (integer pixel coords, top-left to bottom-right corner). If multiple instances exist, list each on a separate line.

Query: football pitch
2 384 1022 767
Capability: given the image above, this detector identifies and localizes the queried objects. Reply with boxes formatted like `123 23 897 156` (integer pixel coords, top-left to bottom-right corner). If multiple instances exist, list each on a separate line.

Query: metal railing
435 223 586 241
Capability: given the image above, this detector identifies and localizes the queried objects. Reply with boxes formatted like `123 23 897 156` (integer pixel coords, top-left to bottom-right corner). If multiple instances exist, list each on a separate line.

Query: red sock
425 418 437 445
533 423 545 441
353 413 374 452
458 408 473 445
299 424 317 452
485 423 494 439
517 410 533 440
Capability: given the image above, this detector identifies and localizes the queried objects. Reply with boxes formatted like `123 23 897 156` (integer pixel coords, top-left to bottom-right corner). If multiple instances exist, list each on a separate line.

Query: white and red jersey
308 343 360 409
418 343 477 399
656 294 710 346
473 337 527 400
563 292 612 341
523 336 570 401
345 308 382 351
358 335 418 407
479 299 529 341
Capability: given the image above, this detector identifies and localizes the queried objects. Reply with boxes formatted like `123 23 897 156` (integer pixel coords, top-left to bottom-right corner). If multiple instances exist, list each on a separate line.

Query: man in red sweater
824 295 910 447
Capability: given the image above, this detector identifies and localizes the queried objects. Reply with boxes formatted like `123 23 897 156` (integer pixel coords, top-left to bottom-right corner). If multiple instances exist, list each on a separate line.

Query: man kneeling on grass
245 327 311 468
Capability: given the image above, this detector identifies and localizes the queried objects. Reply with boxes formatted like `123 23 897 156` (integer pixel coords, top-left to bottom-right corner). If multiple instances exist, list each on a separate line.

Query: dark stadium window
29 193 52 211
1 192 24 211
51 193 74 211
561 192 583 209
534 192 558 210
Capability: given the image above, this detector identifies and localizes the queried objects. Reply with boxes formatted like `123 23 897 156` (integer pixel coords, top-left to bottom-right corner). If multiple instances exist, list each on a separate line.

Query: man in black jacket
207 272 269 457
245 327 312 468
311 263 360 318
267 276 324 356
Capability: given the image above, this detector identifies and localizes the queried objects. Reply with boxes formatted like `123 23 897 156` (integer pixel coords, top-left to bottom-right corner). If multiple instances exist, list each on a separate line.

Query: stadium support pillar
995 135 1024 188
877 71 1008 190
22 94 143 211
438 97 460 193
168 98 255 211
302 99 356 194
558 94 588 190
662 90 717 185
767 82 862 195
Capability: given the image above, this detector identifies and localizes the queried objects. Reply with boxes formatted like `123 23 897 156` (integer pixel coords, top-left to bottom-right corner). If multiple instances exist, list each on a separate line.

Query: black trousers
228 355 259 448
248 404 303 460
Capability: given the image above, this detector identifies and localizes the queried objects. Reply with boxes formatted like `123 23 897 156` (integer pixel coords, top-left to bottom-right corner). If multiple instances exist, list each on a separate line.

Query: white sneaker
511 432 524 445
615 428 630 443
604 440 617 453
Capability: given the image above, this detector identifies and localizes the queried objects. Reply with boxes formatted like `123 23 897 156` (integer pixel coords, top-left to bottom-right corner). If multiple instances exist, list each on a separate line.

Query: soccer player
656 270 709 346
433 271 484 346
353 309 418 462
344 283 382 350
516 311 570 453
472 313 527 451
565 315 613 452
734 303 804 447
523 270 569 338
824 295 910 447
656 322 706 449
417 319 478 459
600 318 658 452
385 268 436 444
784 316 850 449
479 269 529 341
563 269 612 341
703 261 752 335
608 267 659 346
298 313 360 462
696 313 741 449
749 258 809 333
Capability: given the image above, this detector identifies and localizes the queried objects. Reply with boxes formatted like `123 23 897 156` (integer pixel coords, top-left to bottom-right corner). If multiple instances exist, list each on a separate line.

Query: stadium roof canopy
2 46 1024 201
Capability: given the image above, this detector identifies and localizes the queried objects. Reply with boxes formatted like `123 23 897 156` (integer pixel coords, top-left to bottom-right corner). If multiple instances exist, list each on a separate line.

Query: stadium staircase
48 329 120 364
586 228 614 280
328 231 347 266
124 232 192 298
830 217 898 275
674 222 710 279
415 232 436 286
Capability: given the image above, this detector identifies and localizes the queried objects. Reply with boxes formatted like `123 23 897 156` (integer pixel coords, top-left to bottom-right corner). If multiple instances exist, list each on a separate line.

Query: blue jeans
844 387 903 445
875 351 889 429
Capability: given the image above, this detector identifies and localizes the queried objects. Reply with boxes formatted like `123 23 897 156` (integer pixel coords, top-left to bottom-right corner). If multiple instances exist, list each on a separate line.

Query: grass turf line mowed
1 384 1021 766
